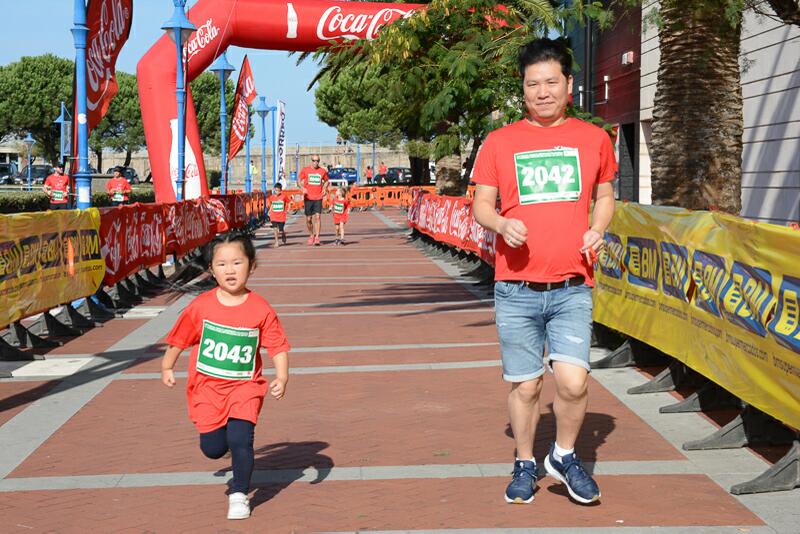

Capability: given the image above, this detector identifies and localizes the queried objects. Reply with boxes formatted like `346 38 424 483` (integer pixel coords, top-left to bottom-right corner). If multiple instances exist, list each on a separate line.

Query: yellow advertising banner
595 203 800 429
0 209 105 329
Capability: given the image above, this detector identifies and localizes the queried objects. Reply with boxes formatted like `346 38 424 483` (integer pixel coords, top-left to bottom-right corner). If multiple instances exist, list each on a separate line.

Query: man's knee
512 378 543 403
555 374 588 402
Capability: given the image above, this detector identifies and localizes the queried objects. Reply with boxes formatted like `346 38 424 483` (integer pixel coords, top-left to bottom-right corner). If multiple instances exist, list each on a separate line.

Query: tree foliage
89 71 145 170
0 54 73 165
189 72 235 156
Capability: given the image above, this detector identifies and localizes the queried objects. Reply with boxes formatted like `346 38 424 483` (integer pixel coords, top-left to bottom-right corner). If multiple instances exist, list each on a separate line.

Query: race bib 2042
271 200 285 212
196 320 259 380
308 174 322 185
514 148 582 205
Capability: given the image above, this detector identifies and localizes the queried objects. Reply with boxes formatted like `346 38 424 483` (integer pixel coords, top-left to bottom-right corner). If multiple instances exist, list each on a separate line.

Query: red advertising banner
164 199 215 257
227 56 257 163
73 0 133 163
407 190 497 265
100 203 167 286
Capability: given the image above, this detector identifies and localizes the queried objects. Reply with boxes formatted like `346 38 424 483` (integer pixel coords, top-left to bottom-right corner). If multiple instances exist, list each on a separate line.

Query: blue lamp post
162 0 196 202
23 133 35 191
53 102 70 166
209 51 234 195
254 97 270 198
71 0 91 208
244 110 252 193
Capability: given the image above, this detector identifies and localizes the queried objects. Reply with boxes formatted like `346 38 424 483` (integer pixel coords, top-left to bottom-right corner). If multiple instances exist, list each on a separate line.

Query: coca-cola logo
87 0 131 110
317 6 416 41
125 211 141 263
230 100 249 143
103 218 122 275
141 212 164 259
185 18 219 61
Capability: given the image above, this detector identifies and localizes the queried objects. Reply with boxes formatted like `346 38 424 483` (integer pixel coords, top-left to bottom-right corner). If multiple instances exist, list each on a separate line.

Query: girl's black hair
203 232 257 267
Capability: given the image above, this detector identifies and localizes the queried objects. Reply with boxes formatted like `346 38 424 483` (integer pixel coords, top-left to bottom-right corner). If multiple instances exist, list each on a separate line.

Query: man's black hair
517 38 572 79
274 182 283 190
114 166 124 174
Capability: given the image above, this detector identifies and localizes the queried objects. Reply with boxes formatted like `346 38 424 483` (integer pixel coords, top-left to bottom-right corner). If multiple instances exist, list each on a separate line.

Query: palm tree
650 0 743 213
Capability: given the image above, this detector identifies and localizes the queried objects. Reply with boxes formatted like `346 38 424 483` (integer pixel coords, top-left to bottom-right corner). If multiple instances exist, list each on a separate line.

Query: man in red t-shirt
42 163 71 210
268 183 289 248
298 154 329 246
472 39 615 506
106 166 132 206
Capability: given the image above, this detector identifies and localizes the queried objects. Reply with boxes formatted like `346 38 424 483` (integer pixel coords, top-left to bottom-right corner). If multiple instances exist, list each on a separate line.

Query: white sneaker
227 492 250 520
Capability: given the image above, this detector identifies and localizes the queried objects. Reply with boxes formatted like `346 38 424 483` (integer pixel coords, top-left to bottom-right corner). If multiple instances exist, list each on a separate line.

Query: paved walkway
0 209 798 533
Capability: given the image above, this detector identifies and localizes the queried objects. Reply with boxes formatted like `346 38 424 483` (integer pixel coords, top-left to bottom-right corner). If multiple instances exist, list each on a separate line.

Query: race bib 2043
308 174 322 186
514 148 582 205
196 320 259 380
271 200 285 212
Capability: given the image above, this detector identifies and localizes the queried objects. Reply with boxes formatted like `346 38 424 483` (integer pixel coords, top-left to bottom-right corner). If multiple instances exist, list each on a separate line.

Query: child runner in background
268 183 288 248
332 187 350 246
161 233 290 520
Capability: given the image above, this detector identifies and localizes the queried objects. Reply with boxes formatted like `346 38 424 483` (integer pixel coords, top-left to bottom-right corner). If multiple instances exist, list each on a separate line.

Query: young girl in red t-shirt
161 233 290 520
268 184 288 248
332 187 350 245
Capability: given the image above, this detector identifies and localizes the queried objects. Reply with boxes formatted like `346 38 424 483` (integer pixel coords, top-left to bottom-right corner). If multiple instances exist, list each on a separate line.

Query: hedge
0 189 156 214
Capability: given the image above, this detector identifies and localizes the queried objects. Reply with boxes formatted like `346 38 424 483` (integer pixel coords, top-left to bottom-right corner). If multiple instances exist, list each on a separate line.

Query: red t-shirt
268 192 288 223
106 177 132 201
165 289 291 433
472 118 617 286
332 199 349 223
298 166 329 200
379 164 387 175
44 173 70 204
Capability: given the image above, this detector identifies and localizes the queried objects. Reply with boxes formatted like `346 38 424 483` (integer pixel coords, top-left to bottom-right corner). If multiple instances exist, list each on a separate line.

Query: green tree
311 0 560 195
89 71 145 172
189 72 235 157
0 54 73 165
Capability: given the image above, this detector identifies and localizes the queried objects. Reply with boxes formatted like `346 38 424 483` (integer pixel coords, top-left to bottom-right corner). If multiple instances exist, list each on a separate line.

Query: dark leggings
199 418 255 494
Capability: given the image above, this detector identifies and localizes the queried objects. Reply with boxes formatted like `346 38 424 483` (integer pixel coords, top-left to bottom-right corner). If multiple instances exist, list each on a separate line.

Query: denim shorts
494 280 593 382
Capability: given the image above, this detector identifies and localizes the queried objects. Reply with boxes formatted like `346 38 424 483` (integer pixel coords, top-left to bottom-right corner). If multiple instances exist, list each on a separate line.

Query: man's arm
472 184 527 248
582 182 615 254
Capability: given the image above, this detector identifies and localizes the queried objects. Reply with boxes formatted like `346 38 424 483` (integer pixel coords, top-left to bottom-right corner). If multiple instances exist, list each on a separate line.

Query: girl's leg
226 418 255 494
199 425 228 459
273 227 279 246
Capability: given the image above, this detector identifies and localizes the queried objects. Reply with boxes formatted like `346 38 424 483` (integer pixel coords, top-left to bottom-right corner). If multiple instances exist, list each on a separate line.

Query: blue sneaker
504 460 537 504
544 444 600 503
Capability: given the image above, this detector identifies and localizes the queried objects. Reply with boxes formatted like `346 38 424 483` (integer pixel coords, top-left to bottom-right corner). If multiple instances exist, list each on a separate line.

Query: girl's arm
161 345 183 387
268 351 289 399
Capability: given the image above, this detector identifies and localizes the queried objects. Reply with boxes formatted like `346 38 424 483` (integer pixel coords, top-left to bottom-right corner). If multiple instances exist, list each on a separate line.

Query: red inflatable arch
137 0 424 203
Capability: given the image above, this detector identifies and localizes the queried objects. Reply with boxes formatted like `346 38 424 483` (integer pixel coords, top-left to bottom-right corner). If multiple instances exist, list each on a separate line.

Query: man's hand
498 218 528 248
581 229 605 257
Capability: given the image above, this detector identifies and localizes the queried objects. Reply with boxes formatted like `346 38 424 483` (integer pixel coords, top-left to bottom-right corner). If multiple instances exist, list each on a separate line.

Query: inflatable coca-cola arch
137 0 424 203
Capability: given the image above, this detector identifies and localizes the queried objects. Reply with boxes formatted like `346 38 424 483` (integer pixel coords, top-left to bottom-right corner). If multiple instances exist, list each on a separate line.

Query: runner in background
106 166 132 206
161 233 291 520
298 154 329 246
268 183 289 248
332 187 350 246
42 162 70 210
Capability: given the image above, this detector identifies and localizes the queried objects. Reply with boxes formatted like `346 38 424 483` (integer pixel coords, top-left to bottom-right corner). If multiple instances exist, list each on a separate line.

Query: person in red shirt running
42 162 71 210
161 233 290 520
365 165 373 184
298 154 329 246
106 166 132 206
268 183 288 248
332 187 350 245
472 38 616 506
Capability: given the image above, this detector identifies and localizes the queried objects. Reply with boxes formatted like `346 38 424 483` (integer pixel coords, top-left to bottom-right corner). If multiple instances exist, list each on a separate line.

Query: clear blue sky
0 0 339 146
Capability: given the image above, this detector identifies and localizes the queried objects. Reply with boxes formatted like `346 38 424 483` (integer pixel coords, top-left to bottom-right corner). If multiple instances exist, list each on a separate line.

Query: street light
23 133 35 191
209 51 234 195
72 0 91 209
162 0 196 202
245 108 252 194
255 96 270 214
53 102 70 167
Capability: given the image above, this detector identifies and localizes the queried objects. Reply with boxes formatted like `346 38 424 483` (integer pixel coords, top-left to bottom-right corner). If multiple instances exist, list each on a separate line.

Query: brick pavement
0 209 793 533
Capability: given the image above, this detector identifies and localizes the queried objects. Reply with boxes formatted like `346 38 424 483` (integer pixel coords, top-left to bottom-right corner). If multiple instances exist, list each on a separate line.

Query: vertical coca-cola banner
72 0 133 163
137 0 424 203
227 56 258 164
